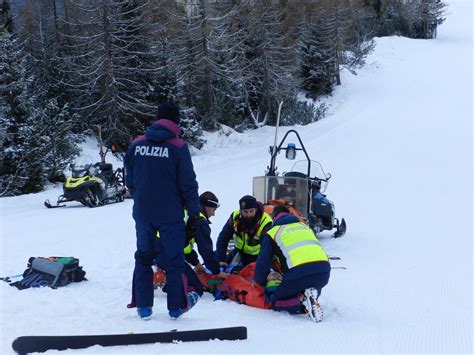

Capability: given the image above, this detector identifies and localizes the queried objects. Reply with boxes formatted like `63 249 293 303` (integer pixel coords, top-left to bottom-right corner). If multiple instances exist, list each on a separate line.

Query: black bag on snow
10 257 87 290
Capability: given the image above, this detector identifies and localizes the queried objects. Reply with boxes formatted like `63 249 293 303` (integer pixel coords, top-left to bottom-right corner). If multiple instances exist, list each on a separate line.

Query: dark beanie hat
239 195 258 210
199 191 220 208
156 102 180 124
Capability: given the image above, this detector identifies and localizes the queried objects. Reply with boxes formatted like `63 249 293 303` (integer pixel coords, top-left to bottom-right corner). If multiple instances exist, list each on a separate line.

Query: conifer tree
0 33 43 195
18 0 81 182
62 0 161 148
240 0 298 125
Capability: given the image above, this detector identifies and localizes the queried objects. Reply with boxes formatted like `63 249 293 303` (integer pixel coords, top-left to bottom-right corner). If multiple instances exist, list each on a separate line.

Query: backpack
10 257 87 290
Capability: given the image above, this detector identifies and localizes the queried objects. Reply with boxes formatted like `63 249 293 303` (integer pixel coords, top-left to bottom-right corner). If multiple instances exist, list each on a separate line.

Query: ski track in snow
1 1 472 354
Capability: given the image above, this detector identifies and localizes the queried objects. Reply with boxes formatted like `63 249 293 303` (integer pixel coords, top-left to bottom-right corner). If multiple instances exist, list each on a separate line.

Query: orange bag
197 271 223 293
216 263 272 309
239 262 257 279
263 199 306 223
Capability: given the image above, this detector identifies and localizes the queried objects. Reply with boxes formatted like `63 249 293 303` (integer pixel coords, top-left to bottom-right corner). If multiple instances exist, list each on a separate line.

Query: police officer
254 204 330 322
216 195 272 269
125 102 200 320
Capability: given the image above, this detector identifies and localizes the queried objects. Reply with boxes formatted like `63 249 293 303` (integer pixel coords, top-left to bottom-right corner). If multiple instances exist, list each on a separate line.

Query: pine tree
407 0 446 39
17 0 81 182
367 0 446 39
61 0 162 148
240 0 298 126
299 11 336 96
0 33 43 195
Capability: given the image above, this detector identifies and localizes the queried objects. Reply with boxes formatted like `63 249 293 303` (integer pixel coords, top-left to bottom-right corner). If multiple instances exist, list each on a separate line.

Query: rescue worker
216 195 272 270
185 191 227 279
254 204 331 322
125 102 201 320
153 192 227 295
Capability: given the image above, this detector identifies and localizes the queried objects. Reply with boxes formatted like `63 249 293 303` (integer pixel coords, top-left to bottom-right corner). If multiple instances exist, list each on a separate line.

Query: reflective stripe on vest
267 222 328 268
231 209 272 256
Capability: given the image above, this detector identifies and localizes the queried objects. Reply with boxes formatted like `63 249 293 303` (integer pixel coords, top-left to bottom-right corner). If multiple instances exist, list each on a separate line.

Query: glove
185 215 199 237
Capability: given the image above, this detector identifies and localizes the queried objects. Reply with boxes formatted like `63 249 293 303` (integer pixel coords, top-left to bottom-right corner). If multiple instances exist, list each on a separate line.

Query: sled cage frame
253 176 310 219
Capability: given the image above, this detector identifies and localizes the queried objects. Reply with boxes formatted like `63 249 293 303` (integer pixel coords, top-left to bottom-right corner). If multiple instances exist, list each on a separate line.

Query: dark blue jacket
125 119 199 223
254 214 330 286
185 206 220 274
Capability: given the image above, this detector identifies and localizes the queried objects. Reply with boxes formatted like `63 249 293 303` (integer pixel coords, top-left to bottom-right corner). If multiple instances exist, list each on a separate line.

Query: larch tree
61 0 161 148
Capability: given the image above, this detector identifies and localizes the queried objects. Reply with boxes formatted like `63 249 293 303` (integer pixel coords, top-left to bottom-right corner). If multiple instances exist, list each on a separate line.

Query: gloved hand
185 215 199 237
264 289 274 303
214 271 228 279
194 263 205 273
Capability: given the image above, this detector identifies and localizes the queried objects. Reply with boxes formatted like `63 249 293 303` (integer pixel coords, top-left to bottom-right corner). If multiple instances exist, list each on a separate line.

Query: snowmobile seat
99 163 113 171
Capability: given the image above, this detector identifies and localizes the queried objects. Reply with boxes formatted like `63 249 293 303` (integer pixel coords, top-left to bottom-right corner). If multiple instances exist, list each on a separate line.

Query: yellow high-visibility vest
231 209 272 256
267 222 328 268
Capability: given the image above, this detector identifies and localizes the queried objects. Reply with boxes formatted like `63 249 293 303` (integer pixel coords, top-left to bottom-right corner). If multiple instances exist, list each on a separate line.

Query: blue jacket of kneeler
125 119 199 223
185 206 221 274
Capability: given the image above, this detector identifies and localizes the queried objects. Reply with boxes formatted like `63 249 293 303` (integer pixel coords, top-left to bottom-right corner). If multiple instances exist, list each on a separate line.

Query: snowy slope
1 1 472 354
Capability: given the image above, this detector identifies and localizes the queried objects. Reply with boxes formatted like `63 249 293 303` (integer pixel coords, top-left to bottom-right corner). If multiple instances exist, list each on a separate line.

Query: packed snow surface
1 1 472 353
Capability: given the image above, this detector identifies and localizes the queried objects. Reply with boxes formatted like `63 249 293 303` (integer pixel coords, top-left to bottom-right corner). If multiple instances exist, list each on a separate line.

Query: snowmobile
252 129 346 238
44 161 126 209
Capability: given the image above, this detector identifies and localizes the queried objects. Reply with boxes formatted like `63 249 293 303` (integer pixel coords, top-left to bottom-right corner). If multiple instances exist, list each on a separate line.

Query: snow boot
302 288 323 323
169 291 200 320
137 307 152 320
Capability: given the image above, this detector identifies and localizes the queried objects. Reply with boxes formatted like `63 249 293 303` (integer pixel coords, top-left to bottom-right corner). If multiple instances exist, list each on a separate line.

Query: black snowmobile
253 129 346 238
44 161 126 208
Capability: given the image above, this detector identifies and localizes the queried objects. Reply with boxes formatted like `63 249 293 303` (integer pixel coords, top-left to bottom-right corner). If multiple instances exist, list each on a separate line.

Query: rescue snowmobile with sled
44 161 126 209
252 104 346 237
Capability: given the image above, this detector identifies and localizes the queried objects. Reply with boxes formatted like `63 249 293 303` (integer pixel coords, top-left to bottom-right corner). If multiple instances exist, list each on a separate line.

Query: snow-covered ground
1 1 472 353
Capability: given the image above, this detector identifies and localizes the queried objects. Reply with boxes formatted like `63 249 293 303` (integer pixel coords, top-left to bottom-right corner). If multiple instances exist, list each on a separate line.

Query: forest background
0 0 445 196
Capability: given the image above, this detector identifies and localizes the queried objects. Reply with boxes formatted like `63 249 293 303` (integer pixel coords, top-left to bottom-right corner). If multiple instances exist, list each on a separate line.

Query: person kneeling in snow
185 191 227 280
154 191 228 292
254 205 331 322
216 195 273 272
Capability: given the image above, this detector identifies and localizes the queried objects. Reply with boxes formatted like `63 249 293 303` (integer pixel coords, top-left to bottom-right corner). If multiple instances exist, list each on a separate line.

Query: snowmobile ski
43 200 66 209
12 326 247 354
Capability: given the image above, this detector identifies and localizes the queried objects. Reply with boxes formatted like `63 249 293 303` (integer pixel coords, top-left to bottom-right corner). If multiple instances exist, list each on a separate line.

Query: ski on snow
12 326 247 354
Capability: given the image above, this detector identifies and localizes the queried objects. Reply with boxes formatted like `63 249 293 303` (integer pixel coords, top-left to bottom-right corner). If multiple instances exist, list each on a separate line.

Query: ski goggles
200 197 220 209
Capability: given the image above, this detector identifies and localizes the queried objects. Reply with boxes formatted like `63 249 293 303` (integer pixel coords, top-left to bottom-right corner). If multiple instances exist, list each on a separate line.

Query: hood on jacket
145 119 181 143
272 213 299 227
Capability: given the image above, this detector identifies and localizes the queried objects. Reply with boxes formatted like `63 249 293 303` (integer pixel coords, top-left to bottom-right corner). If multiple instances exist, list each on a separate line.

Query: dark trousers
133 220 186 311
271 266 330 314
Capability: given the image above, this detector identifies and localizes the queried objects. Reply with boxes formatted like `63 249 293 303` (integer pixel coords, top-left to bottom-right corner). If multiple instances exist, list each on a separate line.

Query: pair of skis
12 326 247 354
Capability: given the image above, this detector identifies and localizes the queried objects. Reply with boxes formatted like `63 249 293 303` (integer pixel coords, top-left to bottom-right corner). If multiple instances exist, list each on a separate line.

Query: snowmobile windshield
253 175 309 218
291 160 329 193
71 164 93 178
